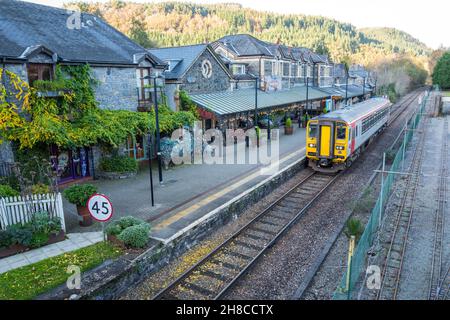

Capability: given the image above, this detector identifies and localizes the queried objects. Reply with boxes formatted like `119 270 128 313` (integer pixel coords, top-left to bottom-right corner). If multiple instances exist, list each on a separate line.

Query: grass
0 242 122 300
443 91 450 97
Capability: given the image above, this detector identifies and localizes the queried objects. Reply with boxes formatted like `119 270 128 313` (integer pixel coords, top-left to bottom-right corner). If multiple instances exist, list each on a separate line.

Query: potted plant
285 117 293 135
63 184 97 226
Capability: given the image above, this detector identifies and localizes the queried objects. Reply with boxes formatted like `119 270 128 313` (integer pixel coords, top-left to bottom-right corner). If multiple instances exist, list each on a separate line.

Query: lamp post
362 76 366 99
254 77 259 127
306 76 310 116
153 75 163 185
345 72 349 106
143 74 164 186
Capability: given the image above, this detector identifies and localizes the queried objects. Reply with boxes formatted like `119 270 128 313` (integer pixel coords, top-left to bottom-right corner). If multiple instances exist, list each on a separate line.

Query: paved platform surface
63 126 307 240
0 232 103 274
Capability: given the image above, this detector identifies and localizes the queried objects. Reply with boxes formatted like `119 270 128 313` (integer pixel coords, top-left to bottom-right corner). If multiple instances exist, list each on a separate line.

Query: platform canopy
334 84 373 98
190 86 332 116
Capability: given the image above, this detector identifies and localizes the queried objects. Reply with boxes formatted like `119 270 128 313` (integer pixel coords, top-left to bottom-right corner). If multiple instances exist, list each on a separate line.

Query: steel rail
377 91 430 300
428 117 448 300
152 170 340 300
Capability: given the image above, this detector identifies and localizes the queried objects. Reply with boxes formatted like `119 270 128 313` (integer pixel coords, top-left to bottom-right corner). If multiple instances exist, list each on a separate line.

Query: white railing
0 193 65 231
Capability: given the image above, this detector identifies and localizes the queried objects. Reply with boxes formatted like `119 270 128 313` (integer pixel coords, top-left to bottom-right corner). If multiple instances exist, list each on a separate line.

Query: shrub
99 156 137 173
0 230 13 248
63 184 97 207
6 224 33 247
344 218 364 241
105 216 146 236
30 211 61 235
29 232 49 249
285 117 292 127
0 184 20 198
31 183 50 195
117 223 150 248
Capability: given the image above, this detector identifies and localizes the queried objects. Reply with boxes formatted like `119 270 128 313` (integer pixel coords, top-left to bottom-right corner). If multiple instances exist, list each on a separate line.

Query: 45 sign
87 194 113 222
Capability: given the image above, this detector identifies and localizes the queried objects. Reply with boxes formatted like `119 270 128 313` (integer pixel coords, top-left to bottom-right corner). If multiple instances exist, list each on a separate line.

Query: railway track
292 90 425 300
429 117 448 300
388 90 423 126
153 170 339 300
377 100 430 300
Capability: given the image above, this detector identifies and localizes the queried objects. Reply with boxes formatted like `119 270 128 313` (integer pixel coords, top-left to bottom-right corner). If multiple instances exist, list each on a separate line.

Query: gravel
120 91 424 300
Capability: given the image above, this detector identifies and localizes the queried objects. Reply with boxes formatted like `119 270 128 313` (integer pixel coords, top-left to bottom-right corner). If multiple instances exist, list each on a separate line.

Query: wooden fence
0 193 66 231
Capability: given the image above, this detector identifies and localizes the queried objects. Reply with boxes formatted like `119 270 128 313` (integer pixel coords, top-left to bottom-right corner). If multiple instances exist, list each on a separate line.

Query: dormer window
167 59 182 72
231 64 246 75
27 63 54 86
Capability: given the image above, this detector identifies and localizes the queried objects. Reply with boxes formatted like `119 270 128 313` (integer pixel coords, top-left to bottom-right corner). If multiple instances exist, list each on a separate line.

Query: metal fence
0 193 66 231
333 91 429 299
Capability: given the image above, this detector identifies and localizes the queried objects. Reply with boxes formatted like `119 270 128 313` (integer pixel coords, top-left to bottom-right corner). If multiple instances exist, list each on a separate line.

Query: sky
23 0 449 49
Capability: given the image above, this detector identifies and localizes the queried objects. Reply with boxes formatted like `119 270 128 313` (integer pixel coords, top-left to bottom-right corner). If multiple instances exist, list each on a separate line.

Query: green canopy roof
190 86 331 116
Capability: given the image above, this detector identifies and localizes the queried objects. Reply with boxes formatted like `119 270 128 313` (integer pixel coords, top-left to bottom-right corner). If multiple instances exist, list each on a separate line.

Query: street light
143 74 164 187
254 77 259 127
362 76 366 99
305 76 310 116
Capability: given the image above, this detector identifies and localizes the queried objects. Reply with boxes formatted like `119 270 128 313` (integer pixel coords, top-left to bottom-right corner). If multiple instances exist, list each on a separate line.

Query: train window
308 124 318 138
336 123 346 140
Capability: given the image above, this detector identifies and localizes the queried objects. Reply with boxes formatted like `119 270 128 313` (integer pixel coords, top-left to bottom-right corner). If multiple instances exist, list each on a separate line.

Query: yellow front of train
306 119 349 171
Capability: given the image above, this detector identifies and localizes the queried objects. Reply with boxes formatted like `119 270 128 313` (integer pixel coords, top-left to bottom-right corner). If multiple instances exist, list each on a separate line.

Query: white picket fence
0 193 66 231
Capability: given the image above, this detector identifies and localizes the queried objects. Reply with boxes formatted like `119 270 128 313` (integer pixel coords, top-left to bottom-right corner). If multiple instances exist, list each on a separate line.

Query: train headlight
308 143 316 148
336 146 345 150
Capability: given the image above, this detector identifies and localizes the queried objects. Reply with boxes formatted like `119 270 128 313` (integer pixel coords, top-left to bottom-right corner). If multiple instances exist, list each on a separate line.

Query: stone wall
180 49 231 94
92 67 138 111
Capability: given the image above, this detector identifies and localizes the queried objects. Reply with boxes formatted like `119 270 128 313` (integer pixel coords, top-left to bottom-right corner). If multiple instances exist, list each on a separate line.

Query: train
306 97 392 173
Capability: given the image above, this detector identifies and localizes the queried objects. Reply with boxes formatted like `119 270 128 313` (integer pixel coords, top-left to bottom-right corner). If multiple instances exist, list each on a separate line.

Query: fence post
56 193 66 232
379 152 386 226
0 198 8 230
402 120 407 172
346 235 356 299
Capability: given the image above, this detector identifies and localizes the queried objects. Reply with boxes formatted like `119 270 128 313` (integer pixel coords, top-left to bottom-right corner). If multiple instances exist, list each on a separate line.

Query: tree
129 19 156 48
432 52 450 89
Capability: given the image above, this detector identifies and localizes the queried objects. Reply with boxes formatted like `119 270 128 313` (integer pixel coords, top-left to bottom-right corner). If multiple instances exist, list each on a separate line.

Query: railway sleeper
257 218 284 228
199 269 230 283
181 281 216 298
242 232 271 242
251 224 280 235
210 259 243 272
233 239 265 251
224 249 254 261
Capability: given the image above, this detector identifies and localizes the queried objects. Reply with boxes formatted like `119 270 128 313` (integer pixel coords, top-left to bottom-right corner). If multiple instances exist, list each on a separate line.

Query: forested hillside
67 1 429 62
359 27 431 57
67 1 433 96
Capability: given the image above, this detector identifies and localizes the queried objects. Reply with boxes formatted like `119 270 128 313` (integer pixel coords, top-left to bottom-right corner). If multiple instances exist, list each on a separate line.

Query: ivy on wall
0 66 196 150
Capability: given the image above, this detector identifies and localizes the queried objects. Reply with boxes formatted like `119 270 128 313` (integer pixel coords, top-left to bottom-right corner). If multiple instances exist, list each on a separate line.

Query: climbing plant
0 66 196 150
179 90 199 118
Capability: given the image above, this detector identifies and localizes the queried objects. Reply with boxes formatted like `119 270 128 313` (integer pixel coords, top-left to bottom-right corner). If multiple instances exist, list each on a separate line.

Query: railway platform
63 126 307 242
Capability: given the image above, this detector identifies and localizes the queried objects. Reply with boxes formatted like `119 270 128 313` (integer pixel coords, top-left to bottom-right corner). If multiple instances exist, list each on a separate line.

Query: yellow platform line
153 147 306 231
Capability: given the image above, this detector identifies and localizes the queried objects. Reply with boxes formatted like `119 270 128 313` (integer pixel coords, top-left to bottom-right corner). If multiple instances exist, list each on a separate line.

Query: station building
0 0 167 184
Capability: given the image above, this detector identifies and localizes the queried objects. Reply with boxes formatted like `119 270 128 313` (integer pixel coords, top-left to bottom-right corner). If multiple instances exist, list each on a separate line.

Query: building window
136 68 152 106
27 63 53 86
231 64 246 75
125 135 147 161
283 62 290 77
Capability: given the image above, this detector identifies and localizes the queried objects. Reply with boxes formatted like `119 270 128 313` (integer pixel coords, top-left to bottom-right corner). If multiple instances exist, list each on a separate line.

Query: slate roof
335 84 373 98
148 44 232 80
190 86 331 116
215 34 277 57
0 0 165 66
214 34 331 66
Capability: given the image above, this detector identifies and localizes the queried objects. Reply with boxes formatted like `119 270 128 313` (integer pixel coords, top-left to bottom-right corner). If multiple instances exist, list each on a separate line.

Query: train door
319 123 333 158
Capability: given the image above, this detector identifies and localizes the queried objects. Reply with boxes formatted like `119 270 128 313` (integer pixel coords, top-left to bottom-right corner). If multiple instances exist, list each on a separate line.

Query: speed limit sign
87 194 113 222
